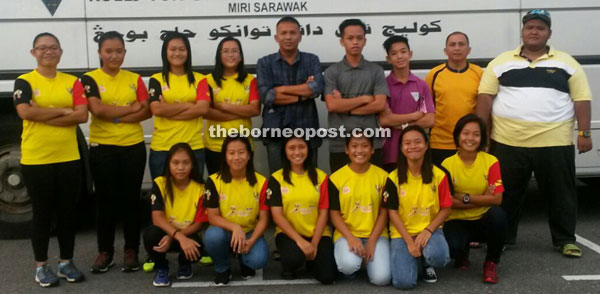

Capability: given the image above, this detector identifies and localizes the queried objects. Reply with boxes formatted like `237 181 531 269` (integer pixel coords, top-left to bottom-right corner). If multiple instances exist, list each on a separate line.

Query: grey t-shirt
324 56 389 152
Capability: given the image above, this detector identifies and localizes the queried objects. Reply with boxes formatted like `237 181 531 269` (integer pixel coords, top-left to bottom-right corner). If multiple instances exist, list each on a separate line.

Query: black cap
522 9 551 28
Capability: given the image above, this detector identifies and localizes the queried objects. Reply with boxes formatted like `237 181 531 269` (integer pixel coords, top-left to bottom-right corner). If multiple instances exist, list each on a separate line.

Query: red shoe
483 261 498 284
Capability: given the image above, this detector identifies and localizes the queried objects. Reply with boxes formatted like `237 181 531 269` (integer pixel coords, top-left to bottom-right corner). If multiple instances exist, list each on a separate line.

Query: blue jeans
334 236 391 286
203 226 268 273
149 148 205 180
390 229 450 289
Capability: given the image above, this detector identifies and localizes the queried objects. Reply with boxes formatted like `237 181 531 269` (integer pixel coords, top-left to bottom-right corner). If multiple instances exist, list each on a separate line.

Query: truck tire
0 120 31 239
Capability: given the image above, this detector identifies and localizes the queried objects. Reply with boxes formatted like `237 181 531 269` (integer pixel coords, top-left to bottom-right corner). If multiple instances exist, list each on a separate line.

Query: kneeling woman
203 135 269 285
266 136 337 284
441 114 507 284
143 143 206 287
329 132 391 286
383 125 451 289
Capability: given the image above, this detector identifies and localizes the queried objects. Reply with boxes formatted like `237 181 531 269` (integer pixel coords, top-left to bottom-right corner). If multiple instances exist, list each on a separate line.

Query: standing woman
81 31 151 273
204 37 260 175
382 125 451 290
203 135 269 285
266 136 336 284
143 143 207 287
14 32 88 287
441 114 507 283
329 131 391 286
148 32 210 179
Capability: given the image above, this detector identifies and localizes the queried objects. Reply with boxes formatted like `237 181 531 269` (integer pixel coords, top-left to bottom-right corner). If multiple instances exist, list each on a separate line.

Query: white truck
1 0 598 237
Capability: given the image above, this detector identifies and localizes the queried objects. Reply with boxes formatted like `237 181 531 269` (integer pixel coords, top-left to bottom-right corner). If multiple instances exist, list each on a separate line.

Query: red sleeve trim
196 78 211 101
488 161 504 194
72 80 88 106
136 76 149 101
248 78 259 102
318 176 329 209
438 175 453 208
259 179 269 211
194 196 209 223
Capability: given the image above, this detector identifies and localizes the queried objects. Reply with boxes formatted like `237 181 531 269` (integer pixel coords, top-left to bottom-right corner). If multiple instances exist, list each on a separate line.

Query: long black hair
281 136 318 186
218 135 257 186
396 125 434 185
162 142 203 207
211 37 248 88
161 32 195 87
97 31 124 67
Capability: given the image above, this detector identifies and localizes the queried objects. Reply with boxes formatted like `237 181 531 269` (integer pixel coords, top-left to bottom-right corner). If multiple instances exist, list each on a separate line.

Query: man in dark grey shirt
324 19 388 172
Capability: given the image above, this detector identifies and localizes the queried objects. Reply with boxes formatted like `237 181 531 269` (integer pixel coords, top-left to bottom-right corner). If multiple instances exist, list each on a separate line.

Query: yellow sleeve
478 58 500 95
567 60 592 102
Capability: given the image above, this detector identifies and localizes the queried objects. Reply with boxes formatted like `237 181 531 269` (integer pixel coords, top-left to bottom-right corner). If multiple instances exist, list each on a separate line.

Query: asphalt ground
1 179 600 294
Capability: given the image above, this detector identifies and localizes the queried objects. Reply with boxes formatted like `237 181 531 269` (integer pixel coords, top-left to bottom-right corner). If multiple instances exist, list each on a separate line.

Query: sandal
561 243 582 258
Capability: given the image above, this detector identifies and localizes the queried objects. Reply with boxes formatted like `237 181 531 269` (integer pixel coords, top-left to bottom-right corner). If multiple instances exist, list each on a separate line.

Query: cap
522 9 551 28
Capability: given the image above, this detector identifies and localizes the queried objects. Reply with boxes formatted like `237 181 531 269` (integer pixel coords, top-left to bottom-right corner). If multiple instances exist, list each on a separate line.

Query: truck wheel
0 144 32 239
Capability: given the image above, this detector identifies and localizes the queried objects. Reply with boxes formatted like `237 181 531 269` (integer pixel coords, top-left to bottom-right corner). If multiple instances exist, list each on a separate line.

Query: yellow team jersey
329 164 389 241
204 172 268 233
442 152 504 221
426 63 483 150
150 176 206 229
82 69 148 146
13 70 87 165
204 73 259 152
148 72 210 151
265 168 331 238
383 166 452 238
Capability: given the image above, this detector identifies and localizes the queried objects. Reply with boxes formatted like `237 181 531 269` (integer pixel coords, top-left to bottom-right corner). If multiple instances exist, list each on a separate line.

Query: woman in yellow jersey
81 31 151 274
382 125 451 289
204 37 260 175
265 136 336 284
441 114 507 284
203 135 269 285
143 143 207 287
148 32 210 179
14 32 88 287
329 131 391 286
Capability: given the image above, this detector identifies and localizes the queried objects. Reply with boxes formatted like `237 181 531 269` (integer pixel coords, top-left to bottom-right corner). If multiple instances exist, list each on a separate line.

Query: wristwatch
578 130 591 138
462 193 471 204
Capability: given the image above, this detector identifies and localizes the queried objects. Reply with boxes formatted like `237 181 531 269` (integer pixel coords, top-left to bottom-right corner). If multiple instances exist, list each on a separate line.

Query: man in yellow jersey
477 10 592 257
426 32 483 166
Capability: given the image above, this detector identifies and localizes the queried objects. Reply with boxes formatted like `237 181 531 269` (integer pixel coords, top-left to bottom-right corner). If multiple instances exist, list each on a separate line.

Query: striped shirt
478 46 591 147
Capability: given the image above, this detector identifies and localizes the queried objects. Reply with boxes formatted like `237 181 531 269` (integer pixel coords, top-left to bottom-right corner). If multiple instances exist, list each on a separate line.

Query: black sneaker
240 264 256 279
214 270 231 286
423 266 437 283
90 252 114 273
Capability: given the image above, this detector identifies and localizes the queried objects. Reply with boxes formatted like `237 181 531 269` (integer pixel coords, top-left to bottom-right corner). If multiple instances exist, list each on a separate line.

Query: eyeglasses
34 46 61 52
526 9 550 18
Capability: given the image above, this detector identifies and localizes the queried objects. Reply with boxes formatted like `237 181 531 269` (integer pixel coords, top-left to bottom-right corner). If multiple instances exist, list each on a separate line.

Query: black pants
275 234 337 284
431 148 457 167
205 149 223 176
490 141 577 246
90 142 146 254
444 206 508 263
330 148 383 173
143 225 202 268
22 160 81 262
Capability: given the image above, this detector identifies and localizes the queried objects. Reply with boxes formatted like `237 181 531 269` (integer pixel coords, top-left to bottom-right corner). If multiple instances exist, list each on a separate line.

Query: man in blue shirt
257 16 324 173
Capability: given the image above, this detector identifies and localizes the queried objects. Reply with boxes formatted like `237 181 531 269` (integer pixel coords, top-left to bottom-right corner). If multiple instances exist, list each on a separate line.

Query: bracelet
424 228 433 234
171 230 179 238
298 95 302 103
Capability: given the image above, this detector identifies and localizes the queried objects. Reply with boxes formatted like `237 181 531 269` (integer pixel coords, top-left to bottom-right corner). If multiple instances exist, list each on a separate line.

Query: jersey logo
411 92 420 102
33 89 41 97
342 186 351 194
400 188 406 197
494 179 502 187
219 193 227 201
266 188 272 200
84 85 91 94
484 174 488 181
213 87 221 96
66 87 73 94
407 206 431 217
382 191 389 203
130 83 136 92
150 194 157 205
204 189 211 201
253 192 259 201
351 201 373 213
148 88 156 97
13 89 22 101
546 69 556 74
281 186 289 194
162 85 169 91
375 184 382 194
315 185 320 193
431 185 437 193
290 204 316 215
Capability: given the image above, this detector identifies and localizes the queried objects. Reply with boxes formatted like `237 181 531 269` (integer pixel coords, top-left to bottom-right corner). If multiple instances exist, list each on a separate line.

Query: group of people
14 9 592 290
